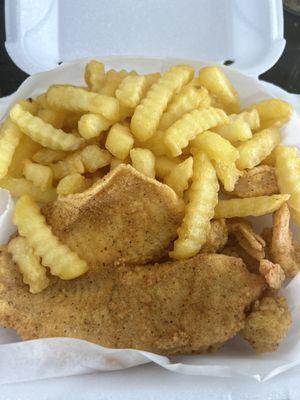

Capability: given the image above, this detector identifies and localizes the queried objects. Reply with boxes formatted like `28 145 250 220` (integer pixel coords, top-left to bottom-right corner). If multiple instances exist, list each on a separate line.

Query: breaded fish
270 203 299 277
0 250 264 355
233 165 278 198
228 219 266 261
201 219 228 254
241 295 291 353
43 165 184 267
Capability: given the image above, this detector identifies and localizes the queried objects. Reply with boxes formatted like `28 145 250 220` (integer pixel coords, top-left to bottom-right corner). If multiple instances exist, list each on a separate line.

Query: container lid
5 0 285 76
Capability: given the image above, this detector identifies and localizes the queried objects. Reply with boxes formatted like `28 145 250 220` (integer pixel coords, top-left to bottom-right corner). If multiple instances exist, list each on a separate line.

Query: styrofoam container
2 1 300 399
5 0 285 76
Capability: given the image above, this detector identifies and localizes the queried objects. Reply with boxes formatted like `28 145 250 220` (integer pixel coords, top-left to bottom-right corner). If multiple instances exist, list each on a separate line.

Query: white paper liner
0 57 300 384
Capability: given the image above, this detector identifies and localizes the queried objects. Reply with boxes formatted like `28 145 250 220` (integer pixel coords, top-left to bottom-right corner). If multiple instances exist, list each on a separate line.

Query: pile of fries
0 60 299 293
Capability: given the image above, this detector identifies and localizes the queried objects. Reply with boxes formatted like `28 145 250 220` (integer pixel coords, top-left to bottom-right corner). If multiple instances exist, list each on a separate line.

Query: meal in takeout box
0 60 299 356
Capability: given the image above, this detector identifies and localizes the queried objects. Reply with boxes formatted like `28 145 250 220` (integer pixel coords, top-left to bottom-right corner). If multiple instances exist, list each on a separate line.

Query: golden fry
275 145 300 223
37 108 65 129
164 107 228 157
155 156 180 179
236 128 280 170
0 119 22 179
10 104 83 151
23 161 53 191
158 86 211 130
141 130 169 156
0 177 56 203
214 194 290 218
105 123 134 160
165 157 193 196
213 112 255 142
213 160 242 192
78 113 112 139
18 100 39 115
57 173 92 196
170 151 219 259
110 157 126 171
51 152 84 180
33 149 67 165
248 99 293 130
98 69 129 96
84 60 105 91
46 85 119 121
13 195 88 279
116 75 146 108
8 236 49 294
130 148 155 178
198 66 240 113
191 130 239 163
80 145 111 172
131 65 194 141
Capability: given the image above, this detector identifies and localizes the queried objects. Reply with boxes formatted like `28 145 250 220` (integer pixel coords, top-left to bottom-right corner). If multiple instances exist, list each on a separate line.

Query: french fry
191 130 239 163
23 161 53 191
275 145 300 223
232 109 260 130
248 99 293 130
78 113 112 139
164 157 193 196
0 177 56 203
18 100 39 115
158 86 211 130
130 148 155 178
164 107 228 157
37 108 65 129
98 69 130 96
116 75 146 108
62 112 82 131
197 66 240 113
110 157 126 171
57 173 92 195
260 146 278 167
80 145 111 172
35 93 48 109
46 85 119 121
10 104 83 151
236 128 280 170
155 156 180 179
8 135 41 178
13 195 88 279
8 236 49 294
213 111 256 142
0 119 22 179
84 60 106 92
170 151 219 259
131 65 194 141
141 130 169 156
33 149 67 165
51 152 84 180
144 73 161 91
213 160 242 192
105 123 134 160
214 194 290 218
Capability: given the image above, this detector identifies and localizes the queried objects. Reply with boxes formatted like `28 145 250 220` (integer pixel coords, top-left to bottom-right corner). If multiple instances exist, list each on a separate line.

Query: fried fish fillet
43 165 184 267
232 165 278 198
241 295 292 353
0 250 264 355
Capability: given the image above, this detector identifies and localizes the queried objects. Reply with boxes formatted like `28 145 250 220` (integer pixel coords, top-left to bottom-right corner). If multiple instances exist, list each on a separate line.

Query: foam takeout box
1 1 300 399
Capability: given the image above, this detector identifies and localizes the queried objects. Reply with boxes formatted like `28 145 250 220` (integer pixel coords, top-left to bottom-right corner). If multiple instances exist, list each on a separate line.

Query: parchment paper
0 57 300 384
